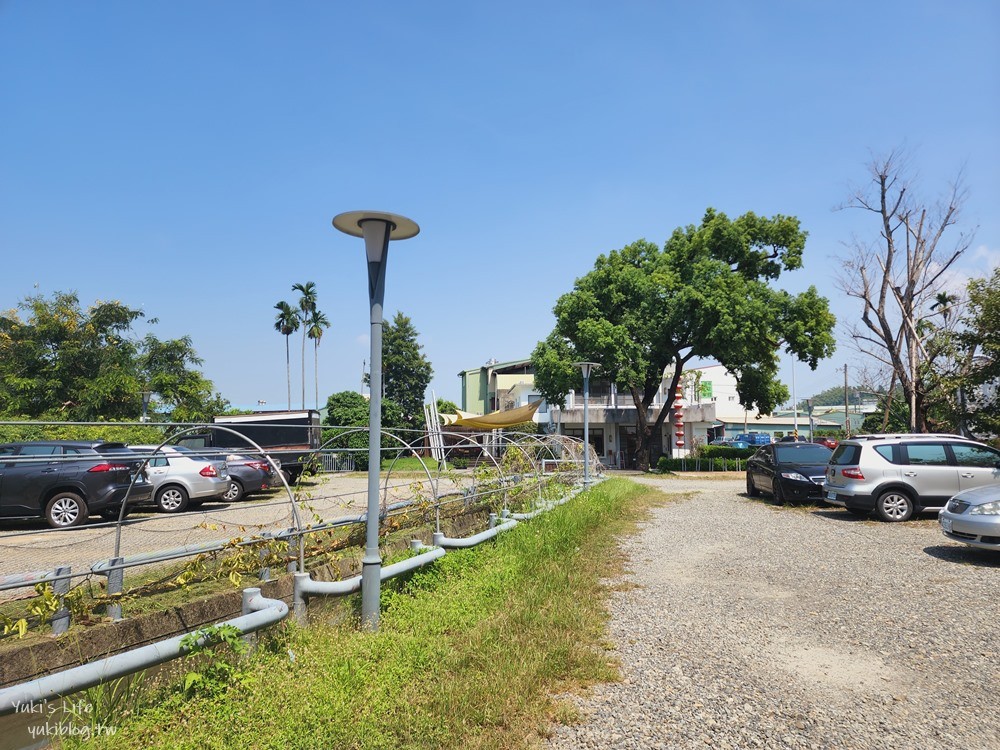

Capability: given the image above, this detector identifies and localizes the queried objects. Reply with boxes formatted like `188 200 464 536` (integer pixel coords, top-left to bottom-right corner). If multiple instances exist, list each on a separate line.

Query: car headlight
780 471 809 482
970 501 1000 516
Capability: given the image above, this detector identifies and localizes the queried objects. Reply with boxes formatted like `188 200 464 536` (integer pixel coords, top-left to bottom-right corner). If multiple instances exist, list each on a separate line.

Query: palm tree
292 281 317 410
306 309 331 409
273 301 299 411
930 291 958 323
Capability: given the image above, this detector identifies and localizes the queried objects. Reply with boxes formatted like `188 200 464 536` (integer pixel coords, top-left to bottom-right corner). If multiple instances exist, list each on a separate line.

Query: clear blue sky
2 1 998 411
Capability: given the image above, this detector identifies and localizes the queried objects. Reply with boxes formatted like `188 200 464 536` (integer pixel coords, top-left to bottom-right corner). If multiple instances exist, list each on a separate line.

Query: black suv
0 441 154 528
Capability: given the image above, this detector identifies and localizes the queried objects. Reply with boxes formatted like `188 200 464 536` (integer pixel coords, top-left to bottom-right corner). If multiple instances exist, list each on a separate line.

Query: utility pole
843 364 850 437
791 360 798 437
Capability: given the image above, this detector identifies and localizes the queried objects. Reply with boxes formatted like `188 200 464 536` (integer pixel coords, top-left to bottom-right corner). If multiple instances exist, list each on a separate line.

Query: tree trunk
285 336 292 411
301 328 307 410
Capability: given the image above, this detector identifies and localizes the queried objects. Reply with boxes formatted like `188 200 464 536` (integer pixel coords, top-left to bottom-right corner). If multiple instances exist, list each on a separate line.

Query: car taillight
199 465 219 477
841 467 865 480
88 462 129 473
247 461 268 471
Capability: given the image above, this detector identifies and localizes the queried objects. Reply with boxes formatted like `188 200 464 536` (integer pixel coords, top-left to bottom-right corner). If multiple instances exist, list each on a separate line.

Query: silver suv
825 434 1000 522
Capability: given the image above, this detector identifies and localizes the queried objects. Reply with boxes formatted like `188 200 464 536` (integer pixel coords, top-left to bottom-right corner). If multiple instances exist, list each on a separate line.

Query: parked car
825 434 1000 522
219 453 277 502
938 483 1000 551
812 436 839 450
129 445 229 513
0 441 153 528
746 442 833 504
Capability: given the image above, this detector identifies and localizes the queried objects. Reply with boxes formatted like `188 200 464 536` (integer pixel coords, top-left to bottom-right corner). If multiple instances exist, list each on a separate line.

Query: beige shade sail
440 401 543 429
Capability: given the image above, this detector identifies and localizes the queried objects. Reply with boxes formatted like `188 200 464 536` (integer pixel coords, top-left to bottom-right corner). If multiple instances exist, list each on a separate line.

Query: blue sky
2 1 998 411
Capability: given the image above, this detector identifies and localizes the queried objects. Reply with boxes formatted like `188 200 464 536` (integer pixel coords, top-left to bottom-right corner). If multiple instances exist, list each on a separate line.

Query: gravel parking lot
546 474 1000 750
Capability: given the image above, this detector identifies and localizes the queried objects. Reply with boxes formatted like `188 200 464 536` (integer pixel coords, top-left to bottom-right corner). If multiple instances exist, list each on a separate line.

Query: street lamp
333 210 419 631
140 391 151 423
573 362 599 488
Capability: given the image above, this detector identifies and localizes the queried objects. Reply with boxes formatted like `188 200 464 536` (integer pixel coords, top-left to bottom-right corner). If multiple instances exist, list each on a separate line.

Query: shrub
698 445 755 460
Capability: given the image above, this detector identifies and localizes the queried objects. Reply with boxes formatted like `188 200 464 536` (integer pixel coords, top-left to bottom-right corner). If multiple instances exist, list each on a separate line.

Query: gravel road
545 474 1000 750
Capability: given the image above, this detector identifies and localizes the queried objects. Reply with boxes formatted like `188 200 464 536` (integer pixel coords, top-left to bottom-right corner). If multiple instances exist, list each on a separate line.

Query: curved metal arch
113 424 303 560
317 426 437 512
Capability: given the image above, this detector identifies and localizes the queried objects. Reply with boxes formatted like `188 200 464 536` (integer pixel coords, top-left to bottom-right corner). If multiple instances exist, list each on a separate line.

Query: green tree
382 312 433 429
322 390 405 470
860 391 911 434
306 309 331 410
138 334 229 421
799 384 870 409
0 292 227 422
951 268 1000 437
436 398 459 415
532 209 836 470
273 300 299 411
292 281 318 410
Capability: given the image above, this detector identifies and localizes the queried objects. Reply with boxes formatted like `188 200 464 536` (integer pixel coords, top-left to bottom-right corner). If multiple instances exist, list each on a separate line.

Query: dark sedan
746 442 833 504
220 453 278 502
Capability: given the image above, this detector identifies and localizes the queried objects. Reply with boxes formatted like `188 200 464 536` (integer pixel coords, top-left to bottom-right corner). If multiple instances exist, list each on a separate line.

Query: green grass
64 478 666 750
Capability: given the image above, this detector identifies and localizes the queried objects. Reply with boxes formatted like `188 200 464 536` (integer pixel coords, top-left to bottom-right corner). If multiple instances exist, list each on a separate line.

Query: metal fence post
258 545 271 588
106 557 124 621
51 566 71 636
242 588 260 648
293 572 309 624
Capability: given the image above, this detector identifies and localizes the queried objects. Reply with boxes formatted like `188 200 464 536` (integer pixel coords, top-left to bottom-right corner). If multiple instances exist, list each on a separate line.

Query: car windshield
774 444 832 463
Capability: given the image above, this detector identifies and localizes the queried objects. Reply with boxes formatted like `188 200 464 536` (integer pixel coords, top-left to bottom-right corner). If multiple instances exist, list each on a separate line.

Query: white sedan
130 444 230 513
939 483 1000 551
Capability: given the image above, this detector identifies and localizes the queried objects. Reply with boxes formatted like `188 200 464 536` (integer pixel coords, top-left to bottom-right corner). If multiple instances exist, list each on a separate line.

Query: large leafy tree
382 312 433 429
322 390 406 470
948 268 1000 437
0 291 227 422
533 208 836 469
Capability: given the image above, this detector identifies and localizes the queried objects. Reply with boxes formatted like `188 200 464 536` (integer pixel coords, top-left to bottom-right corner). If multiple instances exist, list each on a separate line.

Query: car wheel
279 470 292 486
875 489 914 522
773 481 786 506
223 479 244 502
746 472 760 497
155 485 190 513
46 492 89 528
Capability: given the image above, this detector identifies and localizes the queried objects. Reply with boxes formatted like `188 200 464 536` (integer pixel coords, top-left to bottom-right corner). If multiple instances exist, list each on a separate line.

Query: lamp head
332 211 419 263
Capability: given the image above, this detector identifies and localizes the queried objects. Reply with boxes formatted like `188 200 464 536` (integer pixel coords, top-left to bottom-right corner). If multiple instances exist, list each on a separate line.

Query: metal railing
0 474 597 715
0 426 601 635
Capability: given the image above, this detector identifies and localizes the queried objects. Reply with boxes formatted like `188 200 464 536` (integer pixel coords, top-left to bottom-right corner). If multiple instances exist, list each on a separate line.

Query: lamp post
140 391 151 423
573 362 599 488
333 210 419 631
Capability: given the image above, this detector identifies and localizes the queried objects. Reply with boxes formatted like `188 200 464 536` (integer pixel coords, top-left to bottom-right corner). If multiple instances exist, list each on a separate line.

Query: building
458 358 548 426
456 359 820 468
